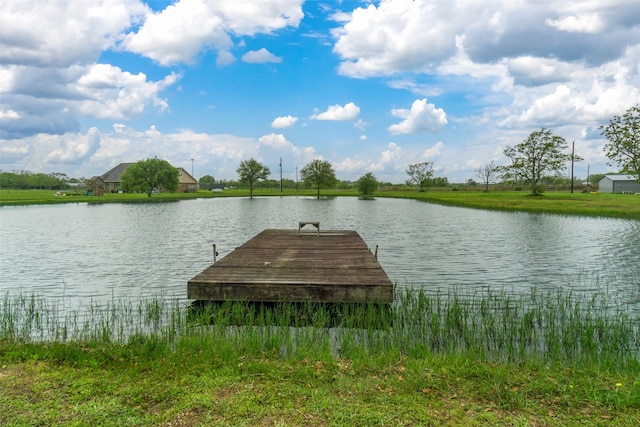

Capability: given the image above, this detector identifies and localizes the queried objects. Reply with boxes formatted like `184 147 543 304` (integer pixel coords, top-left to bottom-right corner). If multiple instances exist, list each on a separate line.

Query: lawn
382 190 640 219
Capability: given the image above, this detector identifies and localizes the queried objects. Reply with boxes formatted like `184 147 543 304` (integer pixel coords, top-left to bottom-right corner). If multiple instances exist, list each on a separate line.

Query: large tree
236 158 270 198
405 162 434 192
501 128 571 196
600 104 640 181
121 158 179 197
356 172 378 199
300 159 337 199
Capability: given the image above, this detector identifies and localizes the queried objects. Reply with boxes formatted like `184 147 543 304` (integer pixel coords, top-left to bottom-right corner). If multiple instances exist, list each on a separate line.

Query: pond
1 197 639 313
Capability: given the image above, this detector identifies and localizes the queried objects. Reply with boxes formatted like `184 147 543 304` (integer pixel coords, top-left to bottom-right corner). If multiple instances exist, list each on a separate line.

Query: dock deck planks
187 229 393 303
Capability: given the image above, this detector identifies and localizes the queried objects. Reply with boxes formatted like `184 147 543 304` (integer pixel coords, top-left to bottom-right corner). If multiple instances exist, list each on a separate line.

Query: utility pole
570 141 575 194
191 158 194 177
279 157 283 193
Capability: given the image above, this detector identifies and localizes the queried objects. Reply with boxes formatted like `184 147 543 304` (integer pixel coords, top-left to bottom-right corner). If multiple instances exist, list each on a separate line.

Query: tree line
406 105 639 196
0 171 79 190
2 105 637 197
238 104 638 197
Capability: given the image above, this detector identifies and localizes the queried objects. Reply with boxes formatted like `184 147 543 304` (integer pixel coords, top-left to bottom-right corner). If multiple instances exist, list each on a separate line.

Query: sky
1 0 639 184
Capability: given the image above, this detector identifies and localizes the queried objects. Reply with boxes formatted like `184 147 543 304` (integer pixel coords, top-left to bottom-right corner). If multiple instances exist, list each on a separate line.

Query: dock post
374 245 378 259
213 244 217 263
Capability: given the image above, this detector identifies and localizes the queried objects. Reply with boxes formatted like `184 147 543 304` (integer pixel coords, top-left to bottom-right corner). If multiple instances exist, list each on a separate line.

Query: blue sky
1 0 639 183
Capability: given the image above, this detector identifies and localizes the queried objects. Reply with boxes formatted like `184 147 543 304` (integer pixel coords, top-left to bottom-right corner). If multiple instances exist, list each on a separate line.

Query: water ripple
1 198 639 313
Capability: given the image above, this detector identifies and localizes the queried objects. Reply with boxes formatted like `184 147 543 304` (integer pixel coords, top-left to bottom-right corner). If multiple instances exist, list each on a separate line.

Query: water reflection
1 197 638 312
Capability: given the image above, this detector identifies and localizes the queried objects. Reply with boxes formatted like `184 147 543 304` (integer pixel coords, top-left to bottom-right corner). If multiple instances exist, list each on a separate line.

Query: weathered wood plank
187 283 392 303
187 229 393 303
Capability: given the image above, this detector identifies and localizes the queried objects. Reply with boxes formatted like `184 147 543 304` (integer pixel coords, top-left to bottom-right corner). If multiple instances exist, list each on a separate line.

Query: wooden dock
187 229 393 303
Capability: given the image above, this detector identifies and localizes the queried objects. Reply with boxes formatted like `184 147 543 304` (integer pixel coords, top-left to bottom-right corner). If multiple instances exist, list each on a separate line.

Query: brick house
89 163 197 195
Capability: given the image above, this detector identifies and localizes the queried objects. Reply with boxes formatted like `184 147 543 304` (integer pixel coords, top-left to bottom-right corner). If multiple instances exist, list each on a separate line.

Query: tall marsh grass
2 288 638 370
0 293 184 343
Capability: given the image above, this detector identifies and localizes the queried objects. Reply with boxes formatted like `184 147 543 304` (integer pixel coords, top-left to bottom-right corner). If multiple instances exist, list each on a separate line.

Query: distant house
176 167 198 192
88 163 197 195
598 175 640 194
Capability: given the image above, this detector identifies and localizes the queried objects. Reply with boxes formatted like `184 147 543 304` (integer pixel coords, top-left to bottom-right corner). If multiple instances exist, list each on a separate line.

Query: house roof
99 163 196 184
177 167 197 184
101 163 135 183
599 174 637 182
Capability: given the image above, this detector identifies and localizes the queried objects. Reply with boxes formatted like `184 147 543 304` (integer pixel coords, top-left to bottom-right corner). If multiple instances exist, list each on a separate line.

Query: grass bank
2 288 639 425
381 190 640 219
2 188 639 219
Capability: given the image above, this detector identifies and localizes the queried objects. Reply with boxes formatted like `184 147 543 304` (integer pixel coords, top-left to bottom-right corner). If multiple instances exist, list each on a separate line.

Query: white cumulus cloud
506 56 573 86
545 13 605 34
0 109 20 120
332 0 640 78
75 64 179 119
215 0 304 34
216 51 236 66
242 48 282 63
1 0 148 67
388 99 447 134
369 142 404 172
271 115 298 128
121 0 303 65
121 0 229 66
258 133 295 151
421 141 445 160
311 102 360 121
332 0 462 78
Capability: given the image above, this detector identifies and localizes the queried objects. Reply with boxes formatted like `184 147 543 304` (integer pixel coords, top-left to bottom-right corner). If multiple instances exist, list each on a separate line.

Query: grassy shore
1 187 640 219
382 190 640 219
1 289 639 426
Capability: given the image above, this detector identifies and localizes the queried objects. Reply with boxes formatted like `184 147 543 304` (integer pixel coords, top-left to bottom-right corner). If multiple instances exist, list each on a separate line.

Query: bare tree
476 161 498 192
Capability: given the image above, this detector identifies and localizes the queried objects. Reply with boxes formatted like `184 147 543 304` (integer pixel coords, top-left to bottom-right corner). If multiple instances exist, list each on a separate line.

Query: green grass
2 188 639 219
0 188 335 206
382 190 640 219
0 188 204 205
1 288 638 425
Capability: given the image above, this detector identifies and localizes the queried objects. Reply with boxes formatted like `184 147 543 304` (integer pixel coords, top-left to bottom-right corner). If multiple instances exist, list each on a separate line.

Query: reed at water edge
1 287 638 372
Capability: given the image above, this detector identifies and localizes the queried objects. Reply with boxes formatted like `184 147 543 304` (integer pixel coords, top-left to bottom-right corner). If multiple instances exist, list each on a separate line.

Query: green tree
199 174 215 185
405 162 434 192
356 172 378 198
501 128 571 196
431 177 448 187
0 171 30 189
236 158 270 198
600 104 640 181
28 173 62 189
300 159 337 199
121 158 179 197
198 174 215 190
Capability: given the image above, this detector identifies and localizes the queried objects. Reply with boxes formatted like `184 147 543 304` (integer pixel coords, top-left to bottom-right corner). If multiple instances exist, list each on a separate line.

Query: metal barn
598 175 640 193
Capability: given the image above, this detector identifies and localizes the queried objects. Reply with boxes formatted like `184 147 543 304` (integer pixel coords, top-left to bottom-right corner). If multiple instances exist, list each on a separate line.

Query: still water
1 197 639 312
